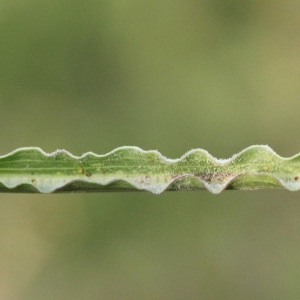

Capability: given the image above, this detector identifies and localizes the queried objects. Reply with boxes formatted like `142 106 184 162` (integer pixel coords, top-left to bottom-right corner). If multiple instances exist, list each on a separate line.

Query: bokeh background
1 0 300 299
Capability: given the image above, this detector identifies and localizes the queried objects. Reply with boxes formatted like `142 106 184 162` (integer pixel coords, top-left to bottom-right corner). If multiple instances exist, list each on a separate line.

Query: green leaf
0 146 299 194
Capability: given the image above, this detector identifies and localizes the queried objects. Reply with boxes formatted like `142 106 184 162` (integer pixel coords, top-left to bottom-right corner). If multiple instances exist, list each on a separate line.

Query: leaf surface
0 146 299 194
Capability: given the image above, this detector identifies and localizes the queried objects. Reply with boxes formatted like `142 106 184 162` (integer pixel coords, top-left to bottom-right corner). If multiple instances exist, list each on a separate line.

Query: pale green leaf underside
0 146 299 194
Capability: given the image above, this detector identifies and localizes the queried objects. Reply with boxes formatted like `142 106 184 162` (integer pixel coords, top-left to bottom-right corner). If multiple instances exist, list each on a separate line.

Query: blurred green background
1 0 300 299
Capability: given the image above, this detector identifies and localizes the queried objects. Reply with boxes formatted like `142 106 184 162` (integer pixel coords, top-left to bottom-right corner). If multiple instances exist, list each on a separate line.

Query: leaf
0 146 299 194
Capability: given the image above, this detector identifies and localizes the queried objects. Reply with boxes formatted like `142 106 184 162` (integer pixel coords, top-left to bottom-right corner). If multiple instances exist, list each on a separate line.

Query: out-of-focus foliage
0 0 300 299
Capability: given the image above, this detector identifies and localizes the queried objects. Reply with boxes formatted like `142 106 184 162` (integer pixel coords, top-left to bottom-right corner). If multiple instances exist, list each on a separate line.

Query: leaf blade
0 146 299 194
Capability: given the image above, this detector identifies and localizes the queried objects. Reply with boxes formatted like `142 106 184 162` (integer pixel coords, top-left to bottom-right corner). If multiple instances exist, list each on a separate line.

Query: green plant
0 146 299 194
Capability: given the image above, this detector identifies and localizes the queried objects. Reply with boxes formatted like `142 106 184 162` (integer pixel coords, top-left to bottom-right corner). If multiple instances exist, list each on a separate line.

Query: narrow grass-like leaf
0 146 299 194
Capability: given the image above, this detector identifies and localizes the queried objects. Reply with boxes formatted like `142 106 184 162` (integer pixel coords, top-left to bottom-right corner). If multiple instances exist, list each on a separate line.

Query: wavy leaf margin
0 146 299 194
